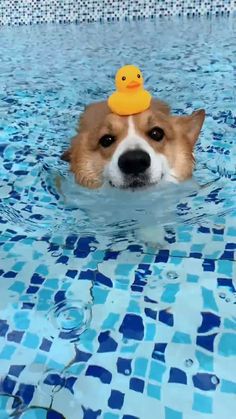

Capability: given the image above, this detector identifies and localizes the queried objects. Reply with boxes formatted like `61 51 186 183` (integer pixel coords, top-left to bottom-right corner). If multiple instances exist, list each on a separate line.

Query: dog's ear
172 109 205 146
60 148 71 162
151 99 171 115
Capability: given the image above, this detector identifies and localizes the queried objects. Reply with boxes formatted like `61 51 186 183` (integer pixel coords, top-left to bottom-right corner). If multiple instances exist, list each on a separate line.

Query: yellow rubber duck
108 65 152 116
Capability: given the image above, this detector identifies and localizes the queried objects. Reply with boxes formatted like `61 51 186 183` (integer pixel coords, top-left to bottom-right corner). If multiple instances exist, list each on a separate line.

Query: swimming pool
0 15 236 418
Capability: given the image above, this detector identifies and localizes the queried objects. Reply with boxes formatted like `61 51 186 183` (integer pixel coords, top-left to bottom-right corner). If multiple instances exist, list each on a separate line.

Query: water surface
0 16 236 419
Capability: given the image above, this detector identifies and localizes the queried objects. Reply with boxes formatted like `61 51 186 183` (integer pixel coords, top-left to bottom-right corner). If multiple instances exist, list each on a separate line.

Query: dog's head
61 100 205 189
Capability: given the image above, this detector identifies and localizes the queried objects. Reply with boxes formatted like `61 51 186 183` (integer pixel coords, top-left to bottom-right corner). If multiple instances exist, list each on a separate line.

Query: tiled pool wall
0 0 236 26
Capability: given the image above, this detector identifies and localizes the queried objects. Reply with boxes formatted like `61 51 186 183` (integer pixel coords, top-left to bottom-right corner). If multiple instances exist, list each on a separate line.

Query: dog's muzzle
115 149 151 189
118 149 151 175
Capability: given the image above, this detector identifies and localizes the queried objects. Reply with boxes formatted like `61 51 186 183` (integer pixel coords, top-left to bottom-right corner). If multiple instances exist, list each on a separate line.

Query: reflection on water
0 393 23 418
1 163 235 239
0 18 235 242
47 299 92 342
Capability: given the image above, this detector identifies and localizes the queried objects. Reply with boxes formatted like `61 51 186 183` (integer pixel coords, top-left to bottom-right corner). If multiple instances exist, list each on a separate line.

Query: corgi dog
61 100 205 191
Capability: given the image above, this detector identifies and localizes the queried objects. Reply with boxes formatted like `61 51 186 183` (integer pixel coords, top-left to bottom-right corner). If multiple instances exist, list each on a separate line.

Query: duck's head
115 65 144 93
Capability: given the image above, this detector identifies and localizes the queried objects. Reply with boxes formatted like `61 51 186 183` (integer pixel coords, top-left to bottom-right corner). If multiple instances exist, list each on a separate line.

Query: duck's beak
127 81 141 89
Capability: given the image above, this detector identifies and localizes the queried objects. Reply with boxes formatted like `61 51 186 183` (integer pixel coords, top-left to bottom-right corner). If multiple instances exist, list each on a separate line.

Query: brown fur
61 99 205 188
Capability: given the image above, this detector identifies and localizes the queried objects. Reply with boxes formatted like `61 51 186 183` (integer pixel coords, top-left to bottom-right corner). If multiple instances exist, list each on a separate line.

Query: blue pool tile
201 287 219 312
192 393 213 414
168 368 187 385
189 252 202 259
30 273 45 284
196 333 217 352
98 331 118 353
144 307 157 320
93 287 109 304
218 260 232 276
74 348 92 363
7 330 24 343
35 264 49 276
196 351 213 371
0 376 16 394
61 375 77 392
134 358 148 377
115 265 133 276
102 313 120 330
155 250 169 263
0 320 9 337
198 312 221 333
0 345 16 359
95 272 113 288
224 318 236 329
8 365 25 377
129 377 145 393
221 379 236 394
165 407 183 419
218 333 236 356
192 373 219 391
152 342 167 361
9 281 25 293
16 383 34 404
220 250 235 260
202 259 215 272
128 300 141 314
149 361 166 382
144 323 156 341
81 329 97 352
23 332 40 349
39 338 53 352
104 251 120 261
3 270 17 278
121 342 139 354
172 332 191 344
56 255 69 265
45 279 59 289
119 314 144 341
117 358 132 375
34 354 47 365
108 390 125 409
217 277 235 291
26 285 39 294
44 373 63 387
86 365 112 384
159 309 174 326
10 235 27 242
227 226 236 237
198 226 210 234
147 383 161 399
54 290 66 303
161 284 180 303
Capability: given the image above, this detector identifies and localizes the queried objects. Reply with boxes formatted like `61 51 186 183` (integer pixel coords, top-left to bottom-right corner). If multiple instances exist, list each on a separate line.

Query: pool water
0 15 236 419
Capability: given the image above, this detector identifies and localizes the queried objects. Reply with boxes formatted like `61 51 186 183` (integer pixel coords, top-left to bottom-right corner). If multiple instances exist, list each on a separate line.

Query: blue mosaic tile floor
0 15 236 419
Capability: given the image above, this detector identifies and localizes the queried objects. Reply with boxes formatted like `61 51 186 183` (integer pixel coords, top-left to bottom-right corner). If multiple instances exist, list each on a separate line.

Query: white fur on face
104 116 178 188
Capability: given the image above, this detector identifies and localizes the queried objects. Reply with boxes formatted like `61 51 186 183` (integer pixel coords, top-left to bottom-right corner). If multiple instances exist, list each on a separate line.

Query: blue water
0 16 236 418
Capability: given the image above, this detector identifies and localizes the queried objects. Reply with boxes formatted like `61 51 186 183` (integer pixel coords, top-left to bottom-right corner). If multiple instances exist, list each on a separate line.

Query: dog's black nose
118 150 151 175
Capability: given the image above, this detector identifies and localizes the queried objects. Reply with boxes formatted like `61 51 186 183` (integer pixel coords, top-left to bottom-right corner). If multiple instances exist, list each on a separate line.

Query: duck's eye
99 134 116 148
122 76 126 81
137 74 141 78
148 127 164 142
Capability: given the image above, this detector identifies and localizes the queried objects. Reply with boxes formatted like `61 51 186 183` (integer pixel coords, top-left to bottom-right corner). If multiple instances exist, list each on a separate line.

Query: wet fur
61 99 205 189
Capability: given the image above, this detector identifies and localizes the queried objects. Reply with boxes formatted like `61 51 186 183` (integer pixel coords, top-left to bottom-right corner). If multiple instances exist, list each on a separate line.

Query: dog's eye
148 127 164 142
137 74 141 78
99 134 116 148
122 76 126 81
